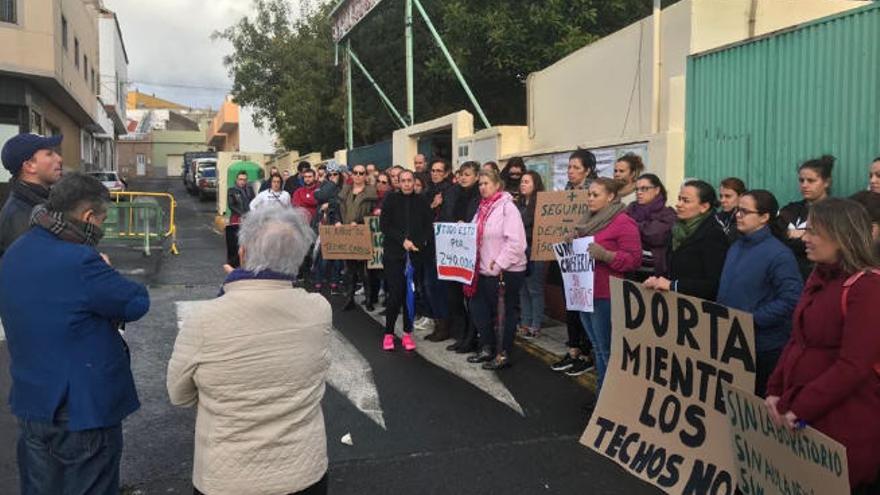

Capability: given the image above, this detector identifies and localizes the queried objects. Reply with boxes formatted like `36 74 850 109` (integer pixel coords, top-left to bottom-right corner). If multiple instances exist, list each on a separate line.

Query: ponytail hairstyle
682 179 720 210
743 189 784 240
616 153 645 178
592 177 626 201
570 148 598 179
637 173 668 200
798 154 835 193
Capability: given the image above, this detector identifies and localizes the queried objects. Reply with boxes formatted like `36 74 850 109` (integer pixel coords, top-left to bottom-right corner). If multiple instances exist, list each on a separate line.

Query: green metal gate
685 3 880 204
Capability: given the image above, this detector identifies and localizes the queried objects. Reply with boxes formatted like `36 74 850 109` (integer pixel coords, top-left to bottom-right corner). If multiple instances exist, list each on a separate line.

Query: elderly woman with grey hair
167 207 332 495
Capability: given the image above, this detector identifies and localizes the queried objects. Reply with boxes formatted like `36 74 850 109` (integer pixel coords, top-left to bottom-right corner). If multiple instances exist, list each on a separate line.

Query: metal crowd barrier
104 191 179 256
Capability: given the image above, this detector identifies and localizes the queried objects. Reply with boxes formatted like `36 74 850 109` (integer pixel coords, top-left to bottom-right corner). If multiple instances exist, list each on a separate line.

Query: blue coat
0 227 150 430
716 226 803 353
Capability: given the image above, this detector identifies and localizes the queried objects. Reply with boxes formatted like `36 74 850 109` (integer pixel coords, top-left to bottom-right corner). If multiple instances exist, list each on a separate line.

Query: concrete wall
523 0 869 195
56 0 100 123
239 106 275 154
99 11 128 126
392 111 474 170
117 138 152 178
151 130 209 177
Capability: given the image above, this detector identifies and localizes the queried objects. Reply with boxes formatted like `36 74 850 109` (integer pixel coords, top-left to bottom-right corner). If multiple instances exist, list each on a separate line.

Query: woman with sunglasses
716 190 803 396
337 164 378 311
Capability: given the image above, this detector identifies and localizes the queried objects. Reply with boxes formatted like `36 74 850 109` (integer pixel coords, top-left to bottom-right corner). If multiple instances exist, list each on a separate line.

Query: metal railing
104 191 179 256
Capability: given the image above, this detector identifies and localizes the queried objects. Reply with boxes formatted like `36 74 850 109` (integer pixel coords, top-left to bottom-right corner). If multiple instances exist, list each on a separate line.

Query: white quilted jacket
167 279 332 495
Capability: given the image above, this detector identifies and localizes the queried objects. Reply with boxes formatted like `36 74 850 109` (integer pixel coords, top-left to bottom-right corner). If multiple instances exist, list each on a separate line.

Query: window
74 38 79 68
0 0 16 24
83 55 88 80
136 154 145 166
62 16 68 50
30 110 43 135
46 121 60 137
91 69 95 93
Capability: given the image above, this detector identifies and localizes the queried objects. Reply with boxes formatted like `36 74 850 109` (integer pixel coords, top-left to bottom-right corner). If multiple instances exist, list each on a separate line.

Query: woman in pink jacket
573 178 642 392
465 169 528 370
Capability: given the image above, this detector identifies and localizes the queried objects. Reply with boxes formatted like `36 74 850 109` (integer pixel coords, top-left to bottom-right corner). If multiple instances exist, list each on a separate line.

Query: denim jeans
422 258 449 319
18 414 123 495
580 298 612 392
470 271 525 355
519 261 547 329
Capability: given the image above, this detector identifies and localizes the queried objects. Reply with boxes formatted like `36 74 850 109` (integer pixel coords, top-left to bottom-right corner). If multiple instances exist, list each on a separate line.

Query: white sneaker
414 317 434 330
355 287 365 296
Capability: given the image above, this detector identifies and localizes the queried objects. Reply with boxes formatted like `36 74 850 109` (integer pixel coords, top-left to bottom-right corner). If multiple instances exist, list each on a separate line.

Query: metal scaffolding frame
336 0 492 150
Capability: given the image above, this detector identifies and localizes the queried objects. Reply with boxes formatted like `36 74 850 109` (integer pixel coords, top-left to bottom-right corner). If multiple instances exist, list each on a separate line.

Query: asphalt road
0 178 662 495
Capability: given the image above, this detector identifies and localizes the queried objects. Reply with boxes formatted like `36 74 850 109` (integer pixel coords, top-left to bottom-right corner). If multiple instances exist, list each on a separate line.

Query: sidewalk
515 319 597 392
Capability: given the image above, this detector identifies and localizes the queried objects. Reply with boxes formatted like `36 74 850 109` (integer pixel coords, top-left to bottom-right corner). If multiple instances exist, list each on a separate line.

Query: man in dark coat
0 133 64 257
0 172 150 494
226 171 256 267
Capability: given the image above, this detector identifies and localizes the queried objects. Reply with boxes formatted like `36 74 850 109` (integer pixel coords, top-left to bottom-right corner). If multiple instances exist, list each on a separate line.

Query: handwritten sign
434 222 478 284
319 224 373 260
531 190 590 261
552 238 595 312
582 278 756 495
723 385 850 495
366 216 384 269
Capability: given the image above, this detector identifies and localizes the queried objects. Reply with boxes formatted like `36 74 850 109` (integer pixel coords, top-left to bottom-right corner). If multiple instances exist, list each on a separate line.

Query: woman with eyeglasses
625 173 676 281
337 164 378 311
644 179 729 301
249 173 292 211
716 177 746 242
776 155 834 280
716 190 803 396
440 161 482 352
765 198 880 492
612 154 646 205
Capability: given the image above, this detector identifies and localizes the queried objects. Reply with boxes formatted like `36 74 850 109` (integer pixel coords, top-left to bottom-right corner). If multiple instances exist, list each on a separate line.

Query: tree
219 0 662 154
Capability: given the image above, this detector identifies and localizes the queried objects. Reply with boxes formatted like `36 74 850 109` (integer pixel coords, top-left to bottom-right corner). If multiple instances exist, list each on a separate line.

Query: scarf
219 268 295 296
575 201 626 237
671 210 711 251
12 179 50 207
626 195 666 223
30 204 103 246
463 191 504 298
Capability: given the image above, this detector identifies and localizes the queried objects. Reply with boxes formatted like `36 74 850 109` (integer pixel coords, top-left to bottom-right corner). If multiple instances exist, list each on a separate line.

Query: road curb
514 337 597 392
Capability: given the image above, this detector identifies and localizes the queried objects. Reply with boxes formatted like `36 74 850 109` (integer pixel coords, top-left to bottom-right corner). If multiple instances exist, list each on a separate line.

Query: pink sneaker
402 333 416 351
382 334 395 351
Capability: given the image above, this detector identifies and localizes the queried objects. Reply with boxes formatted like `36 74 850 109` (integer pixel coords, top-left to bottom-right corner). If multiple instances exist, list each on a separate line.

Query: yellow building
0 0 107 175
127 90 189 111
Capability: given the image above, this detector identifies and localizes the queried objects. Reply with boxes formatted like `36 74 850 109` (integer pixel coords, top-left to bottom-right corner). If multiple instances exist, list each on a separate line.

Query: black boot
426 319 451 342
455 323 479 354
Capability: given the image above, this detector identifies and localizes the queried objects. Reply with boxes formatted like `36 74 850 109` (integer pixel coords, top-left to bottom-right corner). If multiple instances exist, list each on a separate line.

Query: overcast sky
103 0 262 110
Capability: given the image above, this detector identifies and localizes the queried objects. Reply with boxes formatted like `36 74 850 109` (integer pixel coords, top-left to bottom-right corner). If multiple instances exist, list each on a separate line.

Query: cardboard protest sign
723 384 850 495
434 222 478 284
319 224 373 260
531 190 590 261
365 216 384 269
582 278 756 495
552 237 595 312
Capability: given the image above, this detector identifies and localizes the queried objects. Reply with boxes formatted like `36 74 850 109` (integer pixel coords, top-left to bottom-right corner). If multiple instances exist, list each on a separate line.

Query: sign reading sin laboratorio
434 222 478 285
723 384 850 495
552 237 595 312
582 279 757 495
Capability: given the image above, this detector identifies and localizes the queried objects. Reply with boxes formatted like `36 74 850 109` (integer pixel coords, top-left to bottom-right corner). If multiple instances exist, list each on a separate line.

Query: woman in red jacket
571 178 642 391
765 198 880 491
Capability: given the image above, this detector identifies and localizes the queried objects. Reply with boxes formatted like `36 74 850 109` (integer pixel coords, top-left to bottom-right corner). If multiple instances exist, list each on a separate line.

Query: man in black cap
0 133 63 256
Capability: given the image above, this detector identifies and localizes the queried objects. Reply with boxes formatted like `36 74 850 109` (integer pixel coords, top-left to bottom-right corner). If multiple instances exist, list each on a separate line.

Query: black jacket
426 177 454 220
227 186 255 217
0 180 50 257
313 180 341 228
776 199 812 280
440 184 479 223
667 215 730 301
518 197 537 249
380 191 432 262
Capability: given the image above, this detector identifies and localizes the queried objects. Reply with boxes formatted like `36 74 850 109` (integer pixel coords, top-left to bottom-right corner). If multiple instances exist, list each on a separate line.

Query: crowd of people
1 128 879 493
229 150 880 491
